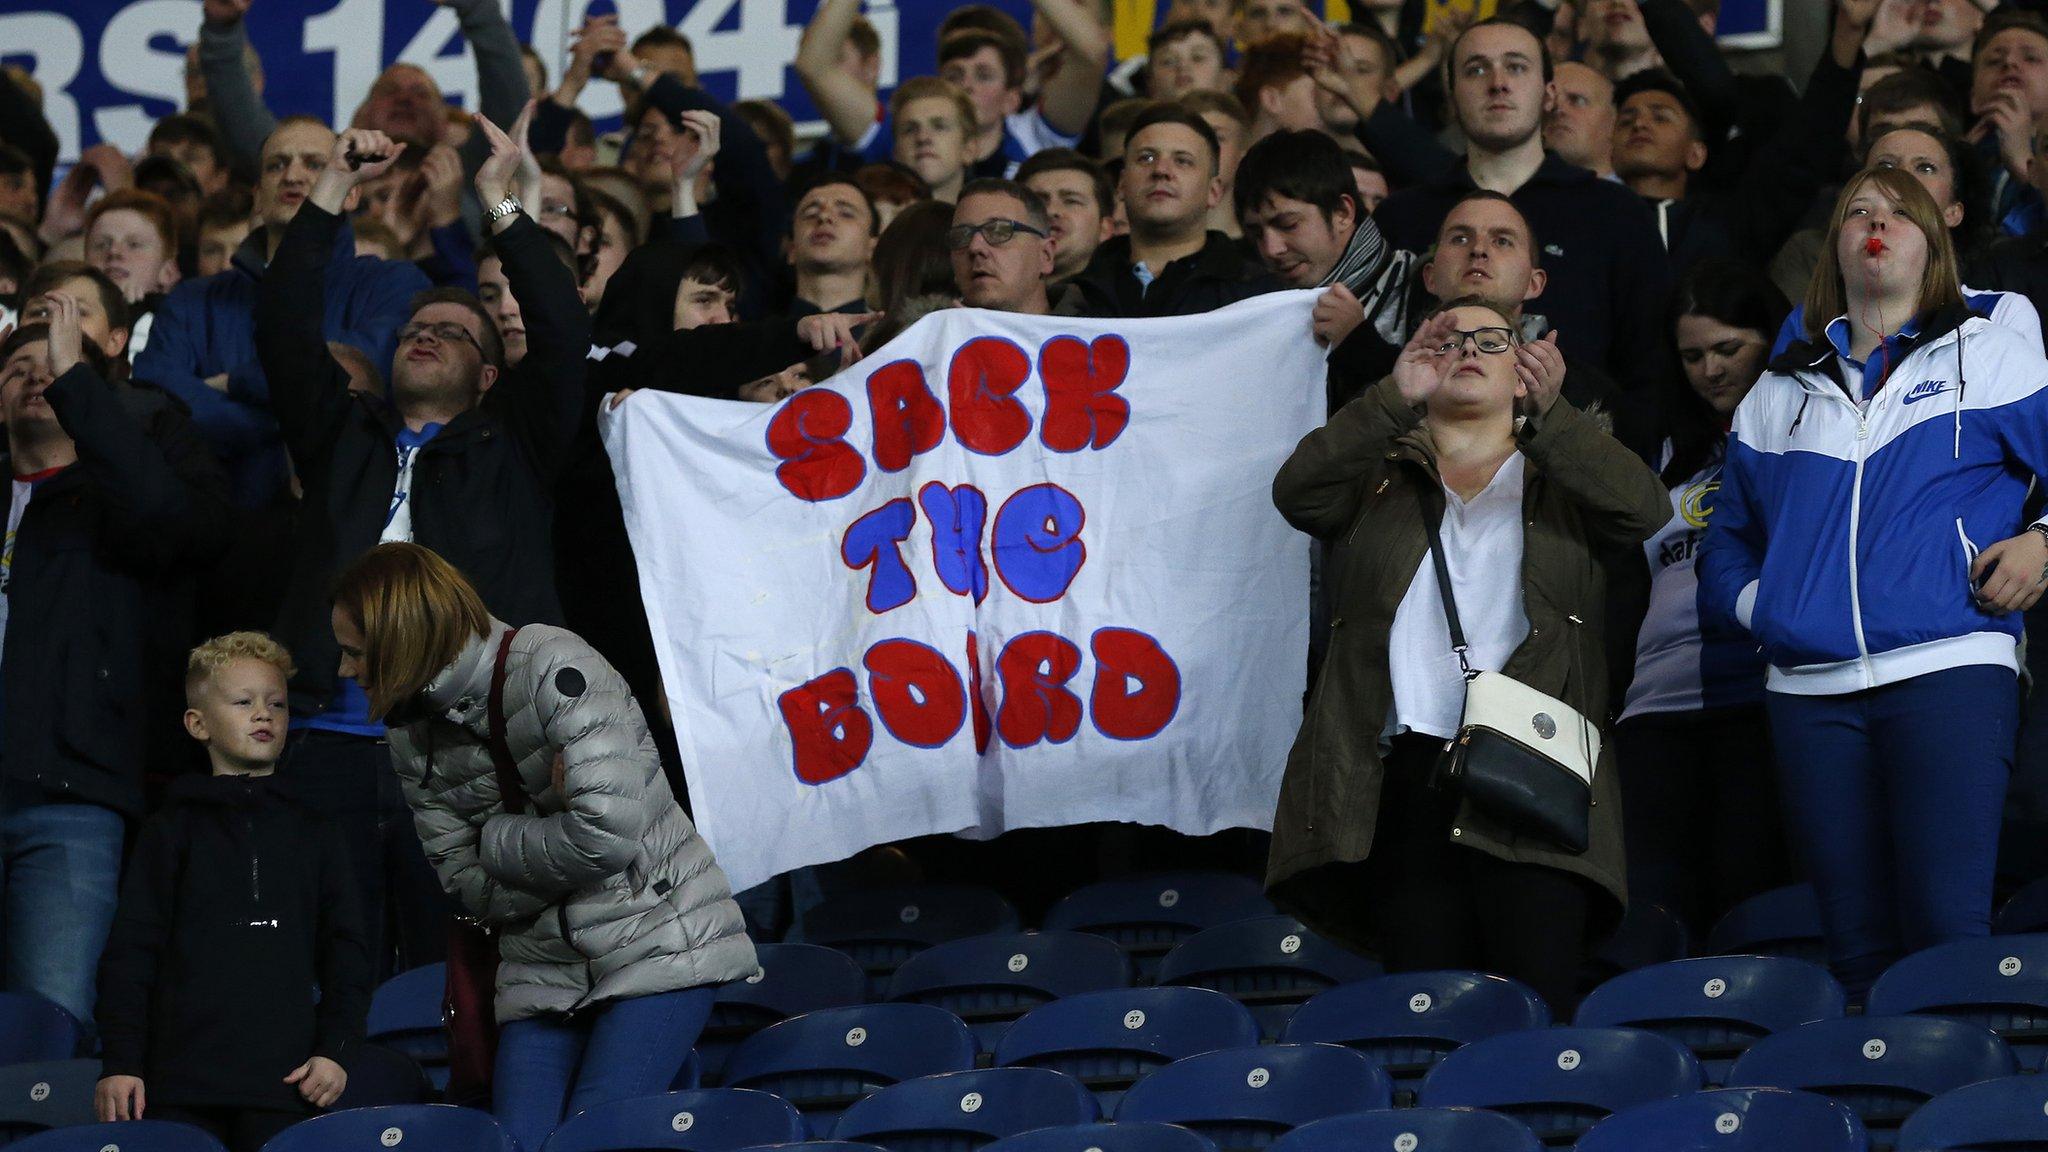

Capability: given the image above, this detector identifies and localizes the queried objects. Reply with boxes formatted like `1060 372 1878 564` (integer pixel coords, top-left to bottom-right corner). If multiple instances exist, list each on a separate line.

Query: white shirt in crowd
1384 452 1531 742
0 478 33 655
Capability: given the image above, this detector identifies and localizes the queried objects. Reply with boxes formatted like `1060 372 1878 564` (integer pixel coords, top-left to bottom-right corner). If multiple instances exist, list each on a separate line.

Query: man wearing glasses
251 122 587 980
949 180 1058 316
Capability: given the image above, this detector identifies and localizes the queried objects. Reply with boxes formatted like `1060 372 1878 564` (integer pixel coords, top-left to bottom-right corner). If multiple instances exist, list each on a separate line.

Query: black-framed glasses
944 218 1047 251
398 321 483 353
1435 327 1518 356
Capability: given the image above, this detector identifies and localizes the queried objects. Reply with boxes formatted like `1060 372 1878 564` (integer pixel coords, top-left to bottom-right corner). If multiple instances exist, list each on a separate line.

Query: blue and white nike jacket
1699 305 2048 695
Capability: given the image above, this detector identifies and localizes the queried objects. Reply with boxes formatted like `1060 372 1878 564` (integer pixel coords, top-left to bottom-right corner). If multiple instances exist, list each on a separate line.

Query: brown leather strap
486 627 526 816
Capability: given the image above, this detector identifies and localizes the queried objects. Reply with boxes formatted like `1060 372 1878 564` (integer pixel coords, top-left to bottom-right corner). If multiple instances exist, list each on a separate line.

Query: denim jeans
0 800 125 1025
494 986 717 1152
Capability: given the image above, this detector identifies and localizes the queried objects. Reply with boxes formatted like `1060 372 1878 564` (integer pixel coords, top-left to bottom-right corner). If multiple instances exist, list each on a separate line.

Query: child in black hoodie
94 633 371 1152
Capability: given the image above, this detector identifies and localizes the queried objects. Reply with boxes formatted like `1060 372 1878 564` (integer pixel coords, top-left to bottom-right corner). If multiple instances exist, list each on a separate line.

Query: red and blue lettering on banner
763 333 1184 785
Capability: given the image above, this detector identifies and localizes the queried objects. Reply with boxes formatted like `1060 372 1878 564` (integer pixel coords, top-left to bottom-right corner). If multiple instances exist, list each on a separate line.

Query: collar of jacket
165 772 293 808
414 616 513 721
1078 230 1247 289
229 217 362 281
1424 152 1599 195
1769 301 1975 384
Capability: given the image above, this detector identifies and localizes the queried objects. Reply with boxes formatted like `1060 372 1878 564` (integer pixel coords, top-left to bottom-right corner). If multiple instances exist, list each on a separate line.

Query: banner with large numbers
602 292 1325 892
0 0 1027 164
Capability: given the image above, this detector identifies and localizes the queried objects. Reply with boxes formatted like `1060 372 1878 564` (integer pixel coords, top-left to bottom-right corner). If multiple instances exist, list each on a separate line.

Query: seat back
1280 971 1549 1100
1266 1108 1541 1152
1044 873 1271 980
0 994 81 1066
705 946 868 1084
1727 1016 2019 1142
256 1104 511 1152
994 987 1260 1111
333 1043 432 1110
723 1005 979 1135
982 1122 1217 1152
1868 936 2048 1071
830 1068 1099 1152
1154 918 1381 1039
1895 1073 2048 1151
365 963 446 1074
541 1089 809 1152
1575 1087 1867 1152
0 1059 99 1139
798 887 1020 996
1995 878 2048 936
1581 902 1691 991
1576 956 1847 1085
1707 885 1826 963
9 1119 230 1151
1417 1026 1702 1146
1114 1044 1392 1152
886 932 1129 1050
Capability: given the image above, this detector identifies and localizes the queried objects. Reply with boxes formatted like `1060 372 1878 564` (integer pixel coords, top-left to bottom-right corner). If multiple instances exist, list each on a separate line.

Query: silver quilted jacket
387 619 758 1021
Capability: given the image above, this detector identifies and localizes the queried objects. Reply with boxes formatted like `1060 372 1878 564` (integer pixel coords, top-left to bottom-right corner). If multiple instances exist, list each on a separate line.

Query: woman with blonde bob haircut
330 543 757 1152
1701 166 2048 998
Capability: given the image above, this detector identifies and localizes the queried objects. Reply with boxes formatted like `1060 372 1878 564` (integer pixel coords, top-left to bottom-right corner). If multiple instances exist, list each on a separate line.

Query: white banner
602 292 1327 893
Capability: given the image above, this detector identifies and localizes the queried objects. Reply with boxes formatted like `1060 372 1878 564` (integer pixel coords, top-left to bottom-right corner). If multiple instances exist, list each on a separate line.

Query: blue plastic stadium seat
994 986 1258 1111
256 1104 511 1152
541 1088 808 1152
10 1120 230 1151
1576 1087 1866 1152
0 993 82 1066
1996 878 2048 936
1267 1108 1541 1152
1728 1016 2018 1149
365 963 446 1082
1575 955 1847 1085
728 1143 891 1152
1707 884 1827 963
1895 1073 2048 1151
1581 901 1691 990
982 1122 1217 1152
331 1044 432 1110
722 1004 979 1135
0 1059 101 1141
1043 873 1272 980
1154 918 1381 1039
704 946 868 1085
885 932 1129 1050
829 1067 1098 1152
1868 936 2048 1071
1114 1044 1391 1152
797 887 1020 996
1417 1026 1702 1146
1280 971 1549 1102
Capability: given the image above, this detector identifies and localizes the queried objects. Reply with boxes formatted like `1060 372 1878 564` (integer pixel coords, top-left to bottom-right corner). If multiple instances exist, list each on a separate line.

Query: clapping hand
1392 311 1460 406
1514 329 1565 418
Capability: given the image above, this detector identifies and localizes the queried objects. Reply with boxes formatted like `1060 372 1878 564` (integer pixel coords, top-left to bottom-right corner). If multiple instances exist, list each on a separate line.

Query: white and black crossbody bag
1419 488 1597 854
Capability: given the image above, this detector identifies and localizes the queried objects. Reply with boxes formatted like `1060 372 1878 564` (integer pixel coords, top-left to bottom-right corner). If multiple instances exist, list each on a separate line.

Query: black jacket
0 368 228 814
1069 232 1280 318
1374 154 1675 397
257 203 588 715
95 774 369 1111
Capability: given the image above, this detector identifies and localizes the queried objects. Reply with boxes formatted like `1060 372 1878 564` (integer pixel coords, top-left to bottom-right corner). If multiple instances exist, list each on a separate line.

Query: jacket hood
414 617 511 719
1769 301 1977 379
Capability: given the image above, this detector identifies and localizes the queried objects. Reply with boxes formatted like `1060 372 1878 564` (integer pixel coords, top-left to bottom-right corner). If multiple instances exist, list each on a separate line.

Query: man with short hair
147 114 230 196
1235 34 1325 143
1315 23 1400 138
0 144 37 224
1970 11 2048 236
1371 18 1673 394
1181 89 1253 239
1546 62 1617 179
256 125 586 979
632 26 698 87
951 179 1057 314
788 174 879 315
1148 20 1230 100
1234 0 1311 47
1070 105 1276 317
1019 148 1116 280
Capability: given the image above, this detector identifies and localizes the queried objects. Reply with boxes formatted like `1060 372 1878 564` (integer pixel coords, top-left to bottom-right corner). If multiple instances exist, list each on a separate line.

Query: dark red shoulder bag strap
485 627 527 816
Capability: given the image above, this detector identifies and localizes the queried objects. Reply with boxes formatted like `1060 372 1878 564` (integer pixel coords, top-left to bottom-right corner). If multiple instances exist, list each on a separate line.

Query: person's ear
1685 139 1708 172
1004 87 1023 117
1039 235 1056 278
103 326 130 361
1333 193 1357 237
476 363 501 395
1526 266 1549 303
183 708 208 742
1945 200 1966 229
156 260 182 293
343 186 362 213
1542 80 1559 116
1421 257 1441 299
1205 175 1224 211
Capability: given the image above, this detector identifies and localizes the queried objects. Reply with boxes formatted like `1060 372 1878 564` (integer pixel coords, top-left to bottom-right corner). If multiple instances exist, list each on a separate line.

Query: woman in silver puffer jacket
331 543 757 1152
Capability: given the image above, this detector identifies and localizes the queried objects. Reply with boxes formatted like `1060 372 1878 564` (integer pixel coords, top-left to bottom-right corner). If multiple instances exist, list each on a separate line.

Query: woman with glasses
1265 298 1667 1011
1701 167 2048 996
1613 260 1795 939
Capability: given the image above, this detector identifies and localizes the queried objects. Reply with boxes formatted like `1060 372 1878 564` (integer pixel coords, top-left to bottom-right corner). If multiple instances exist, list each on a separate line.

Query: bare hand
285 1056 348 1109
1392 312 1458 406
41 291 83 380
1974 92 2035 178
79 144 135 192
473 106 539 216
1514 329 1565 417
797 310 882 368
420 144 464 229
1862 0 1920 55
202 0 251 26
608 387 637 410
1311 284 1364 349
1971 531 2048 614
1837 0 1883 32
204 372 231 393
670 110 722 186
330 129 406 185
95 1075 146 1123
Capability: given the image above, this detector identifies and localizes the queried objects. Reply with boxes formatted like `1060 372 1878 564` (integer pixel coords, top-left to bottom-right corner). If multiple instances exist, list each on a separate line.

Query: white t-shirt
0 479 33 656
1385 453 1531 742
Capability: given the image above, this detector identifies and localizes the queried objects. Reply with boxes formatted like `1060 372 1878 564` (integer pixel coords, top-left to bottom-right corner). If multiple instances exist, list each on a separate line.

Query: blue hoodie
1700 306 2048 695
132 221 429 508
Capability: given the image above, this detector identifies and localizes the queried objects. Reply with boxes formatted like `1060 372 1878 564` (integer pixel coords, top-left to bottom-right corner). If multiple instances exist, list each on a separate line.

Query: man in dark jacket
1070 104 1278 317
255 122 586 978
1370 19 1674 397
0 299 230 1026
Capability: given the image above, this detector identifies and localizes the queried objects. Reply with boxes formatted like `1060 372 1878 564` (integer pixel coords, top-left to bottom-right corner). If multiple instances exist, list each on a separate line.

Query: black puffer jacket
94 774 370 1111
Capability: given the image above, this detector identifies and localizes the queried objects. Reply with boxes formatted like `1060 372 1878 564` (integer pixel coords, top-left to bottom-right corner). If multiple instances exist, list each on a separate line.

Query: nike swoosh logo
1902 388 1954 406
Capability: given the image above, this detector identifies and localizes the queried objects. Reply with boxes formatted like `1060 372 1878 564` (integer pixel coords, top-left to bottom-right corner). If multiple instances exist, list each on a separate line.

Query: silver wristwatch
483 195 523 225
